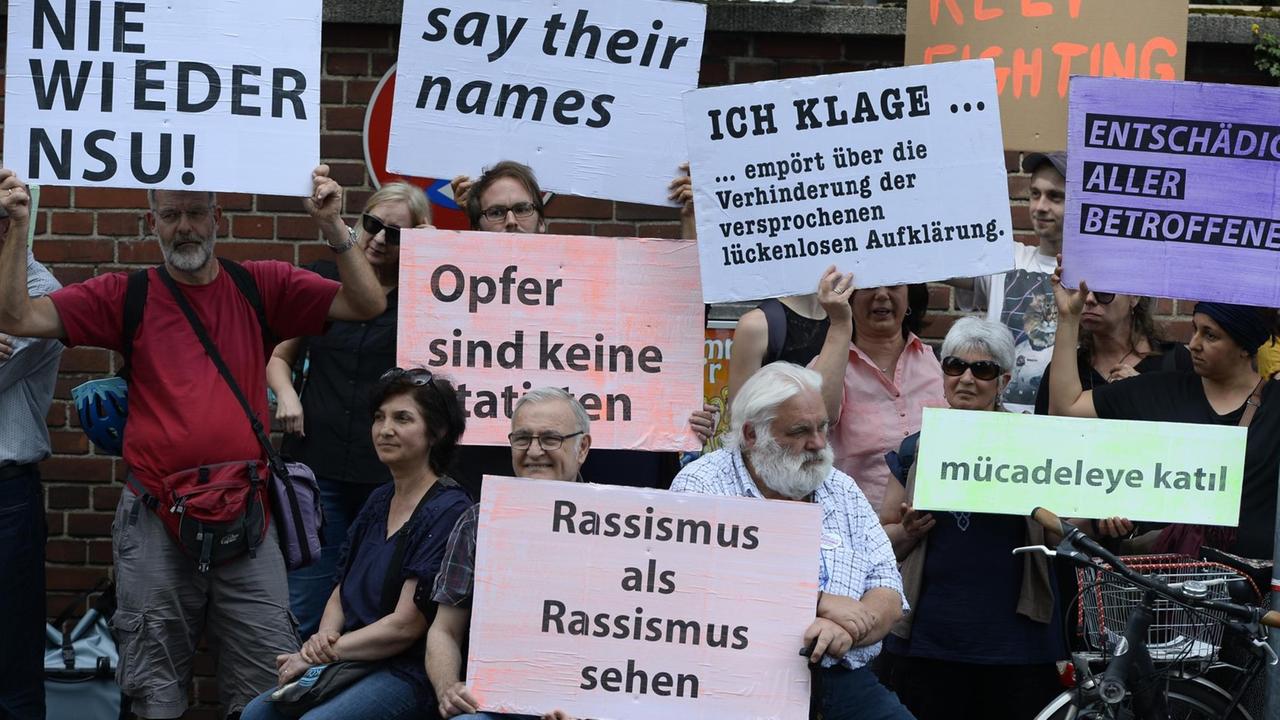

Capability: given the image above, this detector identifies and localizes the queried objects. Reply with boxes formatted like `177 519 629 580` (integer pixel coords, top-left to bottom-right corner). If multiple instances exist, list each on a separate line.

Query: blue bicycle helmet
72 377 129 456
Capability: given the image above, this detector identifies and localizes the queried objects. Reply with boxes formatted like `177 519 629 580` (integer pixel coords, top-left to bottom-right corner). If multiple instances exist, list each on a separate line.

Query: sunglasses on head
362 213 401 245
941 356 1002 381
379 367 433 387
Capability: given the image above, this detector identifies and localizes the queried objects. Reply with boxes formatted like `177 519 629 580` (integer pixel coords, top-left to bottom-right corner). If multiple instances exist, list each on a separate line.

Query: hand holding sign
304 165 347 241
816 265 854 324
1050 255 1088 320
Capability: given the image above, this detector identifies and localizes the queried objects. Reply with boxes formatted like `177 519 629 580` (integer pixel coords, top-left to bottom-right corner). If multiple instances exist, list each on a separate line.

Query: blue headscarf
1192 302 1271 354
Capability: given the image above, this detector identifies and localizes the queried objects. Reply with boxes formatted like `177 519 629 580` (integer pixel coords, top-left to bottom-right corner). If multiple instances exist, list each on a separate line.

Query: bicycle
1022 507 1280 720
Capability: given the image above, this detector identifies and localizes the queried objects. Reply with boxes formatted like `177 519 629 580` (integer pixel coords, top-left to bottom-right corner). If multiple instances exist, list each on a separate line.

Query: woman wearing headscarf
1048 262 1280 559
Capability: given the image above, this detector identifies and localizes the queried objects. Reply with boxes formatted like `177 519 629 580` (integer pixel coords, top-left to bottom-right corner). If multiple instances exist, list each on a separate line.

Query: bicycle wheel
1032 676 1252 720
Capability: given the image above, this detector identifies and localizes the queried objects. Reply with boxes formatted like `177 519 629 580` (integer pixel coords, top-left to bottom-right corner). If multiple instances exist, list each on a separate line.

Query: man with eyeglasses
948 151 1068 413
0 164 386 719
424 386 588 720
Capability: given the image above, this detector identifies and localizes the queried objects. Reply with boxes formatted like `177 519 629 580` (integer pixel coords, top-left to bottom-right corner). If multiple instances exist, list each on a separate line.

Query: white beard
748 433 833 500
162 233 214 273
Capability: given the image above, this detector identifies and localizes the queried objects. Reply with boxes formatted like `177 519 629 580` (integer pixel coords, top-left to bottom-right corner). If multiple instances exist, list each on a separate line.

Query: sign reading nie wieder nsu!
684 59 1014 304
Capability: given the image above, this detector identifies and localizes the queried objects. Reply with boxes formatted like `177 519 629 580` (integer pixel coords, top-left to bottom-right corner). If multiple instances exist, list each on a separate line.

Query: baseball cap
1022 151 1067 179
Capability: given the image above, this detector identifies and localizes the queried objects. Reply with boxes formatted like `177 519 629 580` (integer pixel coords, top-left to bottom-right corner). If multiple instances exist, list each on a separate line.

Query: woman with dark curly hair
243 368 473 720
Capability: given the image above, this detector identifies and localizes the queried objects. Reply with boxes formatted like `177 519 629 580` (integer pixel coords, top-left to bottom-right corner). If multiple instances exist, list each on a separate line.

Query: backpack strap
759 298 787 366
218 258 277 358
119 269 150 381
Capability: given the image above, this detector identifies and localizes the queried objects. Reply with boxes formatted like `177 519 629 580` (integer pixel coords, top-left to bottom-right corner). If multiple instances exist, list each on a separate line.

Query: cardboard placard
397 229 704 451
1063 76 1280 306
905 0 1188 151
702 327 733 452
912 408 1246 525
684 59 1013 303
4 0 321 195
388 0 705 206
468 477 821 720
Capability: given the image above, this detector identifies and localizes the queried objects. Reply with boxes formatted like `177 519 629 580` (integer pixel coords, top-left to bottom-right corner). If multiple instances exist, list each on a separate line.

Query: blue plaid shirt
671 447 906 670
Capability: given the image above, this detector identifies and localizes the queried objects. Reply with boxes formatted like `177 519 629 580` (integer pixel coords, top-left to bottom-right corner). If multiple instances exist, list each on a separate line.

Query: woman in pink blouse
812 267 946 511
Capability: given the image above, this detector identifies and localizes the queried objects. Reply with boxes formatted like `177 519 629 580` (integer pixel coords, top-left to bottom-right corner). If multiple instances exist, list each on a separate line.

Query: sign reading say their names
912 409 1246 526
397 229 704 451
684 59 1013 304
388 0 705 206
467 477 821 720
905 0 1187 152
1063 77 1280 307
4 0 321 195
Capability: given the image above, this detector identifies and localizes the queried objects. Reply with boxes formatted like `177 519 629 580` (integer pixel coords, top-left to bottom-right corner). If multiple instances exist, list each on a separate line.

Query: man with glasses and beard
670 362 913 720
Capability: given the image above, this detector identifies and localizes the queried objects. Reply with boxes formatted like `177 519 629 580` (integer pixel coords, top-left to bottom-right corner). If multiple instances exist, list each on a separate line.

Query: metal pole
1266 464 1280 717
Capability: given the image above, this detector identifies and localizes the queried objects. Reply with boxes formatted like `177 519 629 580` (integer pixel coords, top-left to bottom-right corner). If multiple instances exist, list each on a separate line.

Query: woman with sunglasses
1031 289 1190 415
267 182 433 637
878 317 1066 720
1048 260 1280 560
244 368 472 720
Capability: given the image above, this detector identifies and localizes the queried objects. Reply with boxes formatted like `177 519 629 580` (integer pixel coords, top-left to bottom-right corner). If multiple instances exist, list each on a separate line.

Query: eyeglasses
508 431 584 450
362 213 401 245
480 202 538 223
156 206 214 224
1089 291 1117 305
941 356 1002 381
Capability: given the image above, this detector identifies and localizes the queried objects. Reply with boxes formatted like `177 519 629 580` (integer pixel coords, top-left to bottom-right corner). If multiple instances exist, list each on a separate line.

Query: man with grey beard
671 361 913 720
0 164 385 719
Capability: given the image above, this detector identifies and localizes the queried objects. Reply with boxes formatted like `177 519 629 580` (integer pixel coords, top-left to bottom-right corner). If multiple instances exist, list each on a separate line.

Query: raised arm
0 170 64 339
811 266 854 424
1047 257 1098 418
304 165 385 322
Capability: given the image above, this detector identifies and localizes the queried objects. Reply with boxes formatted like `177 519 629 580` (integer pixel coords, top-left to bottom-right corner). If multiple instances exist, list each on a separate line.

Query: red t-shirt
51 261 340 493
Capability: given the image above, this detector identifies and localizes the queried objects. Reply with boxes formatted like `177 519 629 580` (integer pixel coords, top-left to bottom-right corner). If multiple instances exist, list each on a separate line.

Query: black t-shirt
1033 342 1192 416
1092 372 1279 558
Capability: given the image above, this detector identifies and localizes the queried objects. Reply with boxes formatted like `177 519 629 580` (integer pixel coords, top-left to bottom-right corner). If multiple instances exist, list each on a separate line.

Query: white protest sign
684 59 1013 303
469 477 820 720
388 0 705 206
5 0 320 195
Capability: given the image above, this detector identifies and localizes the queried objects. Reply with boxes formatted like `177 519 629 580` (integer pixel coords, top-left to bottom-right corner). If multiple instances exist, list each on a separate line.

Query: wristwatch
328 224 357 254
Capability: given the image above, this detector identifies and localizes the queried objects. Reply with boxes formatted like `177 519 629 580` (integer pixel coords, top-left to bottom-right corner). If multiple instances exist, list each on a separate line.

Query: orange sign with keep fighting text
905 0 1187 151
397 229 704 451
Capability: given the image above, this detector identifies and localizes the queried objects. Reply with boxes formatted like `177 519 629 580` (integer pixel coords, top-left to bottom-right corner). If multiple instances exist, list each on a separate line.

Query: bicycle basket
1075 554 1260 662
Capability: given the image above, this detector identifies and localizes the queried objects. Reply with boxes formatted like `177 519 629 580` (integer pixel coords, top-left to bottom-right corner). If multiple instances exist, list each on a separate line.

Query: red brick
1011 205 1032 231
50 212 95 235
51 265 95 285
75 187 149 209
46 402 68 427
346 80 379 104
118 240 164 264
46 512 65 534
47 485 89 509
46 565 109 590
49 430 89 455
780 61 822 79
345 190 373 215
47 593 83 619
1007 151 1024 173
592 223 637 237
233 216 274 239
326 105 366 131
256 194 305 213
699 59 729 87
32 212 48 235
321 133 365 160
546 195 614 220
218 242 296 263
922 313 959 340
92 485 121 512
328 161 367 187
928 284 952 311
88 540 113 564
371 52 395 75
40 456 114 483
1155 298 1176 315
545 221 593 236
635 224 681 239
704 32 749 58
733 60 778 83
41 185 72 208
46 539 87 564
321 79 345 104
326 52 368 76
321 24 394 50
1008 175 1030 200
616 202 680 222
37 239 113 263
1163 319 1193 343
66 512 114 537
299 244 332 266
97 212 143 237
756 35 843 60
218 192 254 211
278 216 321 241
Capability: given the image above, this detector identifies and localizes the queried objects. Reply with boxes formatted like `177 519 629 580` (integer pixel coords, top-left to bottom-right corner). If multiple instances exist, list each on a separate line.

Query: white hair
941 316 1016 372
513 386 591 435
728 362 823 449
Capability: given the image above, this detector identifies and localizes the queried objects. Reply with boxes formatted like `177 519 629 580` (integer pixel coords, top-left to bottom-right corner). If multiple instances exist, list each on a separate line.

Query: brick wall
8 18 1271 718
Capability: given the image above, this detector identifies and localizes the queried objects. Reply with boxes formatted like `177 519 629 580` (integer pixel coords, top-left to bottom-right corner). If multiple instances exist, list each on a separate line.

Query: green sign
912 408 1246 526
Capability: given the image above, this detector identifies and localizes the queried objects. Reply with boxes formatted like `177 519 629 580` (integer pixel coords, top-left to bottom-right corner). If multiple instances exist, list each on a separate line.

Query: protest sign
468 477 820 720
388 0 705 206
702 325 733 452
4 0 321 195
1063 77 1280 306
684 59 1013 303
912 408 1246 526
904 0 1187 151
397 229 704 451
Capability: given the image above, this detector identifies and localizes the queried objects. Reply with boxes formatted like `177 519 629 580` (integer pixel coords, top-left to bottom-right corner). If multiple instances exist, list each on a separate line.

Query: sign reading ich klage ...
397 230 704 452
685 59 1014 304
5 0 320 195
388 0 705 206
466 477 821 720
912 409 1246 526
1063 77 1280 307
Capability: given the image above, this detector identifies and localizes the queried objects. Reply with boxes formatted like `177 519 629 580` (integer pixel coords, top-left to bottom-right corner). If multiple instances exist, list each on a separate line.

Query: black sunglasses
1089 291 1116 305
379 367 434 387
941 356 1002 381
362 213 401 245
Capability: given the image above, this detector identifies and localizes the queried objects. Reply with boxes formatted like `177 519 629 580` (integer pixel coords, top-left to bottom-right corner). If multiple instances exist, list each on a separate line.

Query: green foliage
1254 24 1280 82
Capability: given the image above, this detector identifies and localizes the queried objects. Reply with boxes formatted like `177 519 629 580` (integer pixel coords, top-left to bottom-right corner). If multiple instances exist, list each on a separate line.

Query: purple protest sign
1064 77 1280 306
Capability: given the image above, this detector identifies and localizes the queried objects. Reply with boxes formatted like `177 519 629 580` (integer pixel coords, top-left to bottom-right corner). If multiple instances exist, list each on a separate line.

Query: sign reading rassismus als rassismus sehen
684 59 1014 304
1064 77 1280 306
912 408 1246 526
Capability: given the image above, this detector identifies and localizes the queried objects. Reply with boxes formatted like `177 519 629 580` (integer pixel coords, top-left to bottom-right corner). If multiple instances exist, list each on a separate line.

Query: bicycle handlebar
1028 507 1280 630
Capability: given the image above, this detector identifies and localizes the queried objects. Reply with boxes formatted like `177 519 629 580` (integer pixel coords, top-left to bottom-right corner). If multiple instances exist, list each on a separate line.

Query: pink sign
468 477 821 720
398 230 704 451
